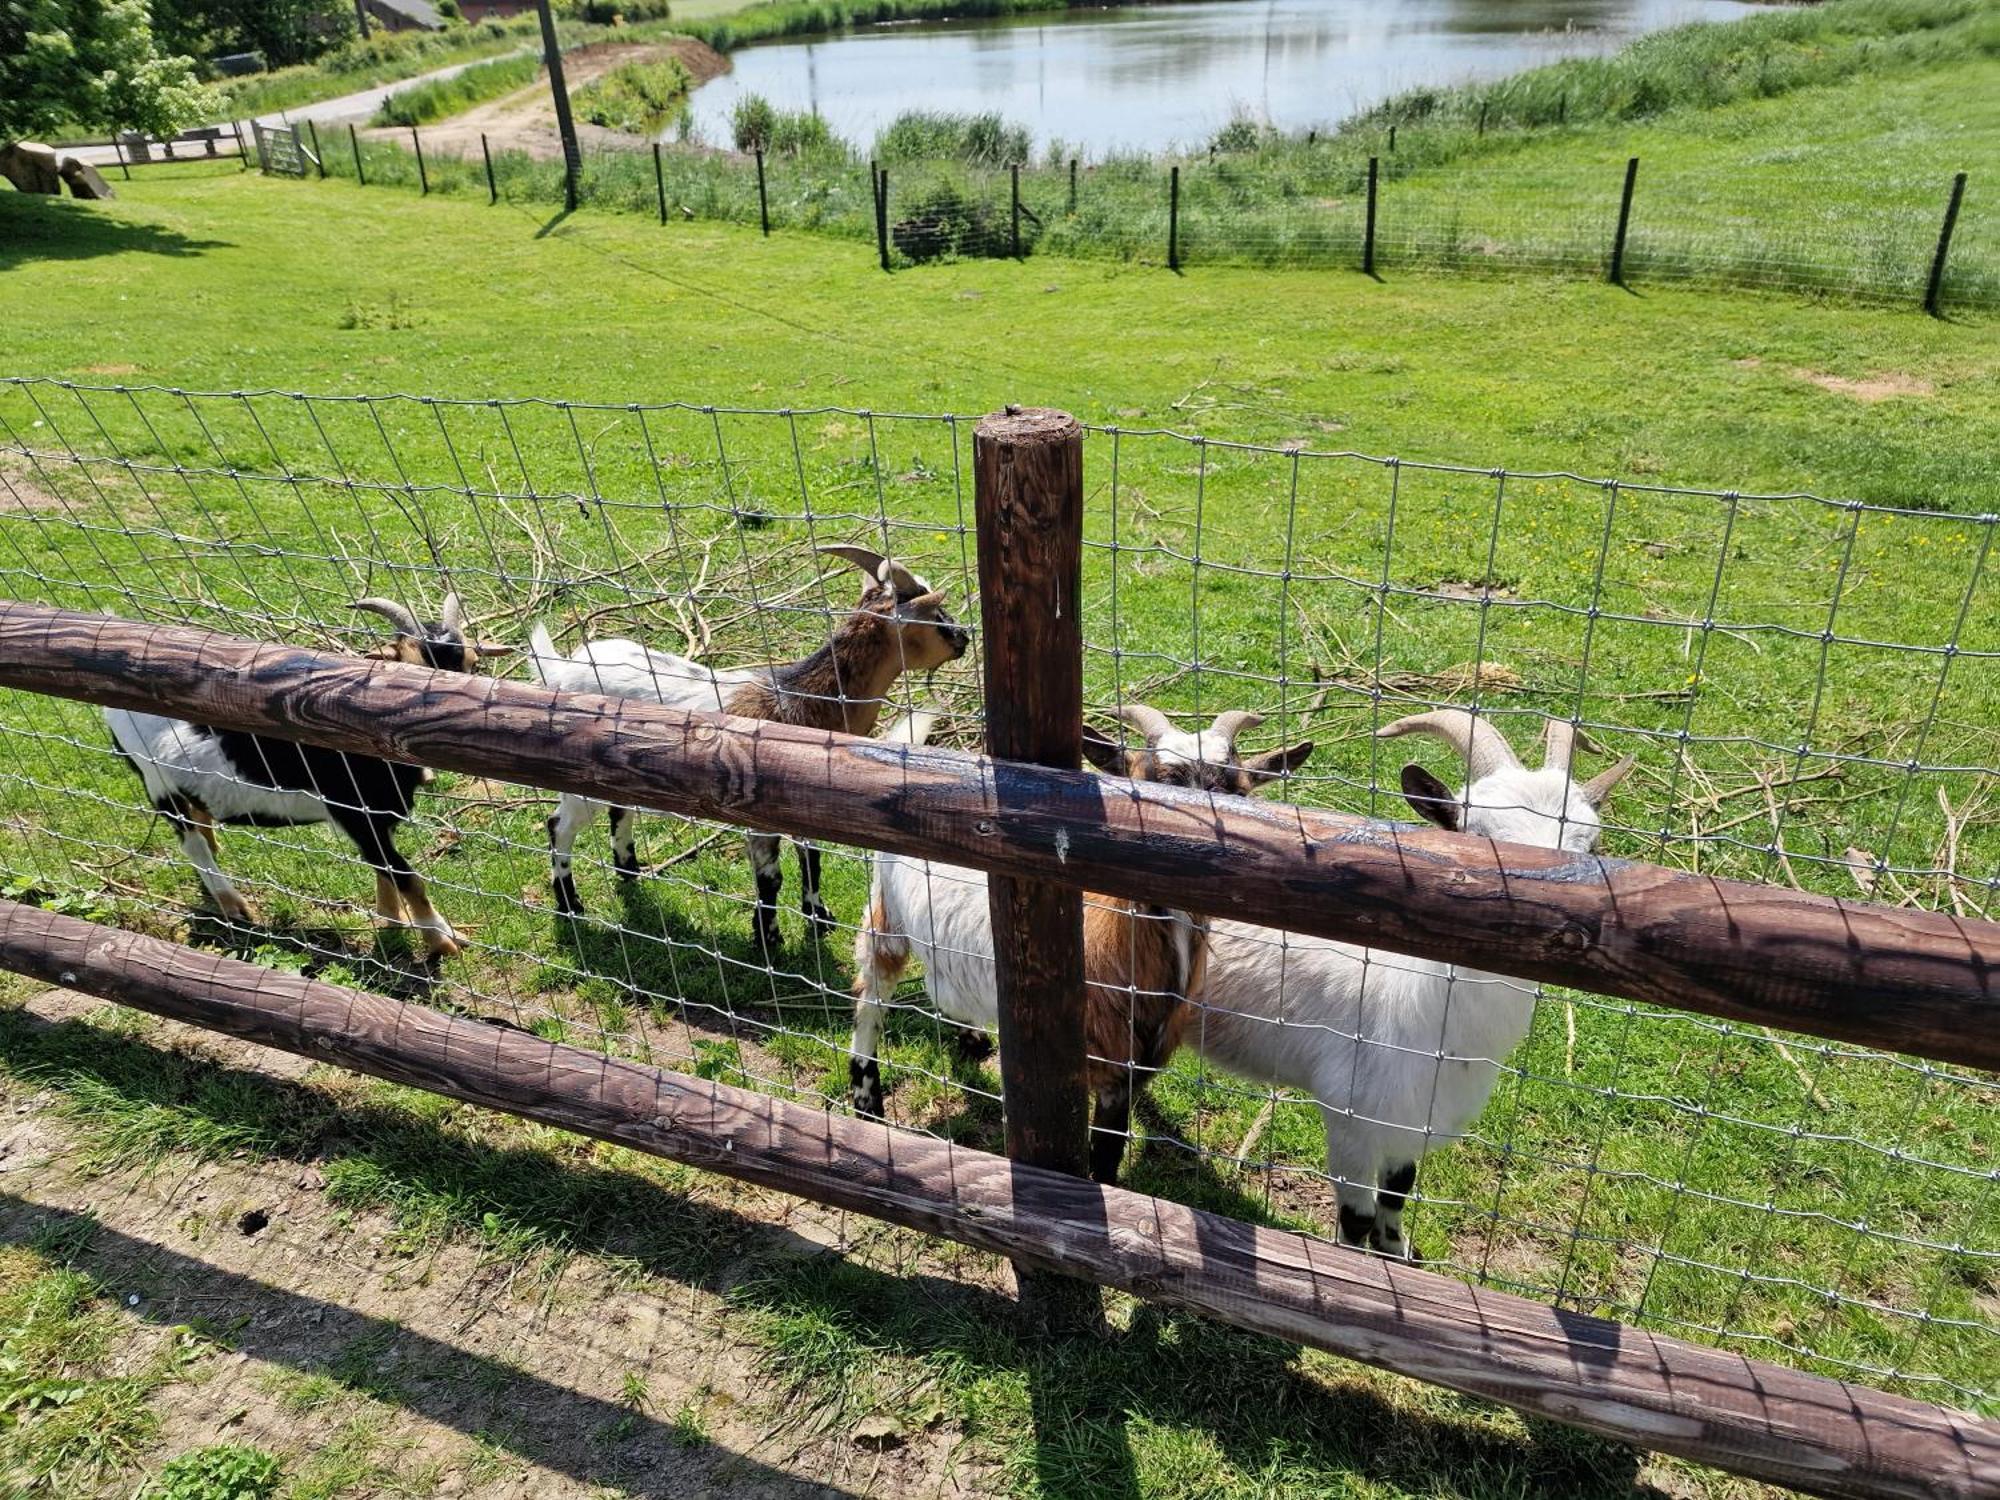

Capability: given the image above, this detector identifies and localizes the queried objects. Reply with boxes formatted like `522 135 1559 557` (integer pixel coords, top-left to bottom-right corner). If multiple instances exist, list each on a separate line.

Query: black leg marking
1337 1204 1375 1247
952 1026 996 1065
547 813 583 917
1089 1083 1132 1186
608 806 640 880
797 842 834 934
850 1056 884 1119
1379 1161 1417 1216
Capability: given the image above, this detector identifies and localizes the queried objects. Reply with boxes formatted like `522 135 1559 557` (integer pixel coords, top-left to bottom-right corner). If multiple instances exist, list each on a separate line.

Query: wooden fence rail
1 898 1992 1500
0 600 1995 1073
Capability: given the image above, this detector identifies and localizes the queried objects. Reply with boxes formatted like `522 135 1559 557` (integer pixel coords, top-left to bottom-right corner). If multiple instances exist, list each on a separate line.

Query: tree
151 0 359 71
1 0 218 144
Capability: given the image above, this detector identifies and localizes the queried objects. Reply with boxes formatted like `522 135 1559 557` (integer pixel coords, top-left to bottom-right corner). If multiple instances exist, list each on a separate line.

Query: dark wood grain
2 601 1997 1071
976 408 1094 1322
1 898 1992 1500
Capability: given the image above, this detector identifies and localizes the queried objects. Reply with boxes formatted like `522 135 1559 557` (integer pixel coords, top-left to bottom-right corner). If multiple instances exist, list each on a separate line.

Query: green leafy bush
575 58 693 131
876 110 1029 166
151 1444 282 1500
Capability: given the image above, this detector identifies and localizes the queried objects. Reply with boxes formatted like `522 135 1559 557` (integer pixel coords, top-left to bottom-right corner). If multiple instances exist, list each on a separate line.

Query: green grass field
1 123 1997 1499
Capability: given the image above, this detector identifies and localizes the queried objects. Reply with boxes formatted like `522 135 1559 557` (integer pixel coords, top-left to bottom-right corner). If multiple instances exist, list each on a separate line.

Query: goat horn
817 544 889 581
351 597 422 637
1542 717 1604 776
885 559 925 596
439 591 465 637
1112 703 1176 743
1375 709 1520 782
1208 710 1263 747
1579 753 1636 807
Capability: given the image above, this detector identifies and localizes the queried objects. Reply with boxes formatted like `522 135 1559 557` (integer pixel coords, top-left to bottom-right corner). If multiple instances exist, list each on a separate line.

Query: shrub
731 93 836 155
1209 114 1264 154
876 110 1029 165
891 180 1026 261
575 58 693 131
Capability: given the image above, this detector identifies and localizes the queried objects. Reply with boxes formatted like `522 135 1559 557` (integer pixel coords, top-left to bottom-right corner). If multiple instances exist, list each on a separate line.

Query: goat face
1380 711 1633 853
354 592 516 677
1083 705 1313 797
820 544 971 674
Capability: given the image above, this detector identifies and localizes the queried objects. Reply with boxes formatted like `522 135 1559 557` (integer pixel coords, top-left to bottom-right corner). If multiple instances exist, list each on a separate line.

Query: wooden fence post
1168 164 1180 271
1557 92 1567 126
112 136 130 181
1477 99 1488 137
1610 155 1639 285
1364 155 1379 276
411 126 428 194
482 132 497 203
349 123 365 186
1925 170 1968 317
232 119 250 170
306 120 325 179
653 141 666 224
535 0 580 212
755 148 770 235
973 407 1095 1328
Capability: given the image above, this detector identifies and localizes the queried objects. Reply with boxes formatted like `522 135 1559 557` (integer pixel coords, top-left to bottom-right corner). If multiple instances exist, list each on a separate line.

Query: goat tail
880 710 941 748
526 623 559 685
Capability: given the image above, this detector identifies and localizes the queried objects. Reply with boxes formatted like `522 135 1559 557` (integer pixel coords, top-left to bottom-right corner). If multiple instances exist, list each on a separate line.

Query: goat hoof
803 902 835 936
552 880 584 918
216 898 259 925
425 932 463 960
753 916 782 953
952 1028 995 1064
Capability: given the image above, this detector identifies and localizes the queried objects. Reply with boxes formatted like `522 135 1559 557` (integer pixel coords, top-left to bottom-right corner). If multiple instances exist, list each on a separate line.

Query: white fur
1188 753 1613 1259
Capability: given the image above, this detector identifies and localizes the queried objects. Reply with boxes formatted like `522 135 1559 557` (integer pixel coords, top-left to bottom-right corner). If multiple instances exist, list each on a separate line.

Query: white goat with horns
1188 709 1634 1260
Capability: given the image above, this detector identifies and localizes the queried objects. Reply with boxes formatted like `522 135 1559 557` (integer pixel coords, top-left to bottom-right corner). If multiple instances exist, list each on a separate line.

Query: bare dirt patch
386 40 729 163
1790 368 1935 401
0 466 68 513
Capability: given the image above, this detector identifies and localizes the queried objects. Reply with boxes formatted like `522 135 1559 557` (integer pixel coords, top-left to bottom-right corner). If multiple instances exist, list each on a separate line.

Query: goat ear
1081 726 1127 775
1399 764 1460 831
899 590 944 612
1241 740 1314 789
474 642 517 659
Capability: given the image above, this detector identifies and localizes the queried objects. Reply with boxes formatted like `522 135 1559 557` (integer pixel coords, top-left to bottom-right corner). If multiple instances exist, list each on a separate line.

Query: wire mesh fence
243 122 1997 310
0 375 1994 1415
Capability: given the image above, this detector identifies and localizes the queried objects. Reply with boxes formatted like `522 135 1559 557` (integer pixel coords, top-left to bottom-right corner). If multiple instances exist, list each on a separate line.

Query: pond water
682 0 1769 155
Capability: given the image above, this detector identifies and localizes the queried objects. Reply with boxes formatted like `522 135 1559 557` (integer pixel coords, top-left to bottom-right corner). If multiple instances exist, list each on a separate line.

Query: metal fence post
1558 92 1567 126
349 123 365 186
1168 164 1180 272
1477 100 1489 137
1388 124 1396 154
876 167 890 271
1364 155 1379 276
1924 171 1969 317
482 133 497 203
307 119 325 179
755 148 770 235
653 142 667 224
972 405 1096 1330
232 120 250 170
1011 163 1022 259
1068 156 1077 215
1610 156 1639 286
411 127 428 194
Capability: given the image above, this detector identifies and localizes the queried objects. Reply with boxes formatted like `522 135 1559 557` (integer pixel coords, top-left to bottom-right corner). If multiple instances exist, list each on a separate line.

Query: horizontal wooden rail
1 602 1996 1072
0 898 1991 1500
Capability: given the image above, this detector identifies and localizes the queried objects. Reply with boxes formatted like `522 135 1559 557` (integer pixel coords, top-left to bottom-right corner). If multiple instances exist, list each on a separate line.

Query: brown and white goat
105 594 511 958
529 545 970 946
850 704 1313 1184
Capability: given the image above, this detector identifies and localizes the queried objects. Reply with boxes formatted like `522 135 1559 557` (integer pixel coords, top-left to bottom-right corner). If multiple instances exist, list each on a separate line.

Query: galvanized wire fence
235 122 1995 310
0 376 1994 1413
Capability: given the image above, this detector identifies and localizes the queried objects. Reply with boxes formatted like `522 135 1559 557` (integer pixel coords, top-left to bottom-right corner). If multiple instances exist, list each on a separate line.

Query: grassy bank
215 18 544 120
370 51 542 128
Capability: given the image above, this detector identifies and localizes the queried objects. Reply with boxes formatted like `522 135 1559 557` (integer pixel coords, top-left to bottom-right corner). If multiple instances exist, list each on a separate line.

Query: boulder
58 155 116 200
0 141 63 195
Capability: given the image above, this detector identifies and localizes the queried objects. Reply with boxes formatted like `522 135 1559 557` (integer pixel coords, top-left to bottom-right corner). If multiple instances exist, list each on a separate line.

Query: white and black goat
850 704 1313 1185
1188 709 1633 1260
528 545 970 946
105 594 512 959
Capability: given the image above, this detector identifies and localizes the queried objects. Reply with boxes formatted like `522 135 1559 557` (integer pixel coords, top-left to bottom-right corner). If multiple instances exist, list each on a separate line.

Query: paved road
66 49 534 167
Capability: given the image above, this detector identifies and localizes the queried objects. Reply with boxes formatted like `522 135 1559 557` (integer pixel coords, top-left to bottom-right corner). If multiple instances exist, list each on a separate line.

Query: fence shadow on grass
0 197 231 273
0 1002 1653 1499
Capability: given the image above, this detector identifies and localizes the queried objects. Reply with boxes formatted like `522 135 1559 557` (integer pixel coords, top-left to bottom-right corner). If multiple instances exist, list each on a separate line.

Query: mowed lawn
0 170 1997 1499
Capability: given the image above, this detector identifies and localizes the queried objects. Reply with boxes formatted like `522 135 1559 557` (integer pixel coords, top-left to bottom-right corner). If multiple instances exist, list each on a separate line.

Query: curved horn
1208 710 1263 749
1375 709 1520 782
351 597 422 637
1579 753 1636 807
1112 702 1176 743
885 559 924 596
1543 718 1578 777
817 544 889 582
439 591 465 638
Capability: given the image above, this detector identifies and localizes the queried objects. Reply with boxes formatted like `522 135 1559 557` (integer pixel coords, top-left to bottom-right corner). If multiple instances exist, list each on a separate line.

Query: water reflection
684 0 1768 154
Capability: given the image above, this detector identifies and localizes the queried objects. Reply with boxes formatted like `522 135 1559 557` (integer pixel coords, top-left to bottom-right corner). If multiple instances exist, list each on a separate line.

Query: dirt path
0 986 997 1498
384 40 729 163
